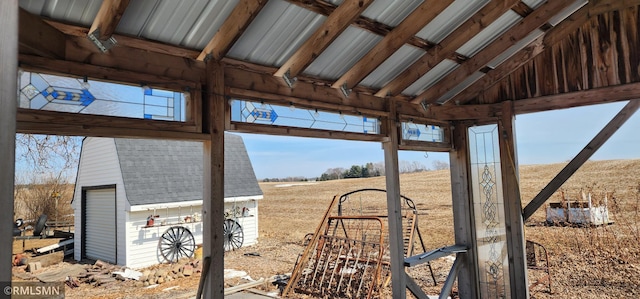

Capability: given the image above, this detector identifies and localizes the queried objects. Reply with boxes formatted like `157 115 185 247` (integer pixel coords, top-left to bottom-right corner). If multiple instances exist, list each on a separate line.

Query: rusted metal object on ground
283 188 435 298
526 239 552 294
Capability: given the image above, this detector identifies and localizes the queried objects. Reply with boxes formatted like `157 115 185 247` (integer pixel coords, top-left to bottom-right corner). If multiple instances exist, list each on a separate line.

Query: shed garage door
85 188 116 264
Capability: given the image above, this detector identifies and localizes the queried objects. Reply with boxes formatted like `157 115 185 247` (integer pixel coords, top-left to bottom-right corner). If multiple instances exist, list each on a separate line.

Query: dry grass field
34 159 640 298
243 159 640 298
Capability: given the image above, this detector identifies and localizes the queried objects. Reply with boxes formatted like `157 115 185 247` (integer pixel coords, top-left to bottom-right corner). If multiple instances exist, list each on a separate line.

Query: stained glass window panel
468 124 511 299
18 71 187 122
231 99 380 135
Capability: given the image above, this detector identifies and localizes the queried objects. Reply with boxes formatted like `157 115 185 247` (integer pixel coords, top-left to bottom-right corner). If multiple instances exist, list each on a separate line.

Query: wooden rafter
451 0 640 104
413 0 575 105
332 0 454 92
18 8 66 59
274 0 374 79
196 0 268 61
375 0 520 97
88 0 130 40
285 0 435 51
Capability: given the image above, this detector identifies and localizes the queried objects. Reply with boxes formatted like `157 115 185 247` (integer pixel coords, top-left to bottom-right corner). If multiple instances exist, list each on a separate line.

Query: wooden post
523 99 640 220
202 59 225 298
0 0 18 283
383 99 406 299
448 122 479 299
498 101 529 298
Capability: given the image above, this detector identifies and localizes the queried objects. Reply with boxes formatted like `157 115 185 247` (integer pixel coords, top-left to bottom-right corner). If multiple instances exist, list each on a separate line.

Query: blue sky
239 101 640 179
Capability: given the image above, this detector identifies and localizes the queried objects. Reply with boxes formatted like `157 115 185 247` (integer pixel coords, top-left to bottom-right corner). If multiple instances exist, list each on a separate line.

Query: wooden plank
64 35 207 84
382 98 406 299
36 239 74 254
226 67 388 114
285 0 435 51
46 20 200 59
439 253 462 299
450 34 546 104
0 0 17 283
197 0 268 61
275 0 374 79
230 122 387 142
498 101 529 299
523 99 640 220
29 251 64 268
202 60 226 299
406 273 428 299
375 0 520 97
414 0 575 104
88 0 130 40
18 8 66 59
514 81 640 114
333 0 453 91
448 121 479 299
19 54 198 91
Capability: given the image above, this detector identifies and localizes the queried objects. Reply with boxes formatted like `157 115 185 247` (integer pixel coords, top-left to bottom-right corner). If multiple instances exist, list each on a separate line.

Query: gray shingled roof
113 133 262 206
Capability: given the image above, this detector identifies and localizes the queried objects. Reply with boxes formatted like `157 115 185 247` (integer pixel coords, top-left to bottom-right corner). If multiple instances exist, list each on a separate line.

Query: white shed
72 133 263 269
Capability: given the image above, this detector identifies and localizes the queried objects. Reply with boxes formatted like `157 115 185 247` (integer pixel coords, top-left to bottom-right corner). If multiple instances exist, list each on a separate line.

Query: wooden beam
17 108 203 135
226 67 388 114
274 0 374 79
382 98 406 299
498 101 528 298
332 0 453 91
18 8 66 59
19 54 198 91
0 0 18 283
64 35 206 83
515 82 640 114
414 0 575 104
46 20 201 59
375 0 520 97
523 99 640 220
285 0 436 51
448 121 478 299
197 0 268 61
202 60 226 298
230 122 387 142
450 34 546 104
88 0 130 40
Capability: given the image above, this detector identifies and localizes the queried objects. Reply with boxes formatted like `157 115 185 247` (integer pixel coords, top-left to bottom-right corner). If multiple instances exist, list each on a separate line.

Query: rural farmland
53 159 640 298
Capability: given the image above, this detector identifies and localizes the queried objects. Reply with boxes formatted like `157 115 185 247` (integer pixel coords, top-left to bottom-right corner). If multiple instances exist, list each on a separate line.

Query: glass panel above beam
230 99 381 135
19 71 188 122
401 122 445 142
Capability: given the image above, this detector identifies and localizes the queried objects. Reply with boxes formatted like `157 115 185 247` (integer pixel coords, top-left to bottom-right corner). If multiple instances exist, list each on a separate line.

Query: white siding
85 189 117 263
124 200 258 269
126 206 204 269
73 138 127 264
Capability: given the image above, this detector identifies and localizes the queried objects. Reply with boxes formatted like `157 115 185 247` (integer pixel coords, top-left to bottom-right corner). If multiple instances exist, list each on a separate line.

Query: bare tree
432 160 449 170
14 134 80 222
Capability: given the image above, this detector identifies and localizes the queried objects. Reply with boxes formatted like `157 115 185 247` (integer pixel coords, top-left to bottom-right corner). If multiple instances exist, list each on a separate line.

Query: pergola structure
2 0 640 298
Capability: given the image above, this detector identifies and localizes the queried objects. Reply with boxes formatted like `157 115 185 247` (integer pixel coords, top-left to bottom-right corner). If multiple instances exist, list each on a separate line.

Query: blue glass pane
401 122 445 142
18 71 187 122
231 99 380 135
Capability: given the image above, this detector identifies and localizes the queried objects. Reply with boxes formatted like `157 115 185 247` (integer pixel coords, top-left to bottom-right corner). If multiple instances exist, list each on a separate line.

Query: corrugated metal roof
117 0 239 49
304 26 382 81
456 10 523 58
416 0 489 44
360 45 424 89
17 0 590 107
436 71 485 104
361 0 423 27
227 0 325 67
487 29 545 69
20 0 100 27
403 59 458 96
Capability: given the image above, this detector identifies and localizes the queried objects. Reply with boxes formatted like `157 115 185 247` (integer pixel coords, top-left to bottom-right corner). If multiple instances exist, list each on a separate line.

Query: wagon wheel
223 219 244 251
158 226 195 263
